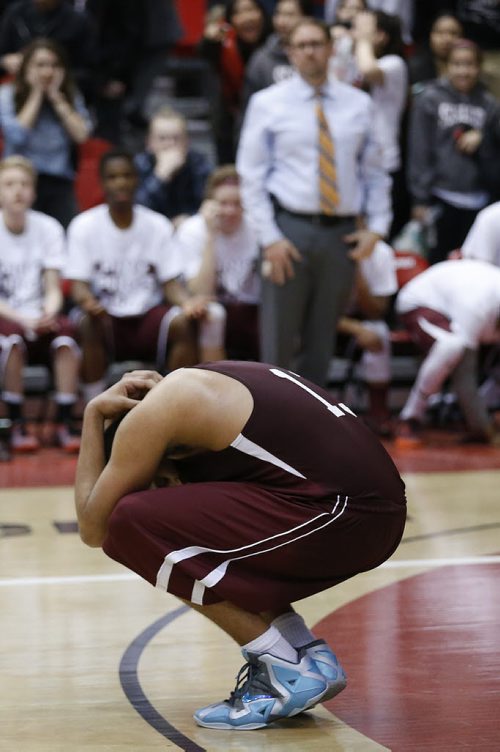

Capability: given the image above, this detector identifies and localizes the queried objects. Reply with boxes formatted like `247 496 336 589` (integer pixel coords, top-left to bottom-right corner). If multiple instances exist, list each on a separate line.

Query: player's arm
75 369 252 548
75 371 166 547
41 268 63 319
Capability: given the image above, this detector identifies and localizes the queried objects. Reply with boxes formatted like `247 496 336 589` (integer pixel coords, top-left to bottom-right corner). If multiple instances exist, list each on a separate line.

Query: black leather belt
273 199 354 227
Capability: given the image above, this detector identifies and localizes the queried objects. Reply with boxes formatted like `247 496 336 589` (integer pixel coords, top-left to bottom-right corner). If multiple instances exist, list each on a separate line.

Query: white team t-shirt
396 259 500 348
370 55 408 173
360 239 398 297
461 201 500 267
174 213 260 304
0 209 65 317
65 204 181 317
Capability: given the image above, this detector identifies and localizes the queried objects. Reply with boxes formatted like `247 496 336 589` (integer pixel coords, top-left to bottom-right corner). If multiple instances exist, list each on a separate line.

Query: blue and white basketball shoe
193 649 328 730
300 639 347 702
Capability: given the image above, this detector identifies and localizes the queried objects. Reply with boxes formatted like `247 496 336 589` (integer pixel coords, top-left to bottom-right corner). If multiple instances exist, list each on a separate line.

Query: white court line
1 556 500 588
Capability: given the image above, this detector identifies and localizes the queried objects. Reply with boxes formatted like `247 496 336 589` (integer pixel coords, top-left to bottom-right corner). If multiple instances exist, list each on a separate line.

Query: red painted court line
316 563 500 751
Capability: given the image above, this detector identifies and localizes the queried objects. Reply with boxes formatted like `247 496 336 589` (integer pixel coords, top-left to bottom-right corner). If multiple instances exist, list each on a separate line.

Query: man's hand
344 230 381 261
201 199 220 234
181 294 211 319
262 239 302 285
154 147 187 181
354 324 383 352
353 10 377 41
88 371 163 421
81 298 107 316
1 52 22 75
34 313 60 334
455 128 482 154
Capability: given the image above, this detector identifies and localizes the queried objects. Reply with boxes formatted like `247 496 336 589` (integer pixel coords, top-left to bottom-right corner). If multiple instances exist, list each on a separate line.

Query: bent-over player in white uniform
395 258 500 446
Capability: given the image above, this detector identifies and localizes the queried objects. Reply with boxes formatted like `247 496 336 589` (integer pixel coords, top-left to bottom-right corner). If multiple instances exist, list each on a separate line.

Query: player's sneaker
11 423 40 453
300 639 347 702
193 649 328 730
56 424 81 454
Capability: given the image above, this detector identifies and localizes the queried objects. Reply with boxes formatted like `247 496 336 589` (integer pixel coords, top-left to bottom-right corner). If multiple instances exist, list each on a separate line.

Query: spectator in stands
408 12 463 88
0 38 91 227
0 155 81 454
66 149 226 405
352 9 409 237
242 0 309 107
407 39 500 266
337 238 398 436
328 0 367 85
454 0 500 99
0 0 96 98
85 0 183 143
325 0 414 43
395 258 500 447
174 165 260 361
200 0 271 163
134 106 212 228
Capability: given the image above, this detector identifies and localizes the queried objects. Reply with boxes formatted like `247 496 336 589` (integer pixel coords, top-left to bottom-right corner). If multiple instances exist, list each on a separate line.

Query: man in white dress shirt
237 17 391 387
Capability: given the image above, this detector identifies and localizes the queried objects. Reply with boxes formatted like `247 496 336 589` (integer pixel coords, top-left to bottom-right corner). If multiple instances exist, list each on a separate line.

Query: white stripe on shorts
155 495 348 604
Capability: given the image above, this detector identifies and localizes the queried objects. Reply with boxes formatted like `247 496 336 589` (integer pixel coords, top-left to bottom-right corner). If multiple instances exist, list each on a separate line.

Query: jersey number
270 368 356 418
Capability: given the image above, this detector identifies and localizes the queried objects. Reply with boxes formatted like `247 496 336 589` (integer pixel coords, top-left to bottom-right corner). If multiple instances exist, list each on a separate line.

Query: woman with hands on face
0 38 91 227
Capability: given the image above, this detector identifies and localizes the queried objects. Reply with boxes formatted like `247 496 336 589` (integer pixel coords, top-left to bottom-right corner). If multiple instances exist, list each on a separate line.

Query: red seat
75 137 113 211
393 249 429 289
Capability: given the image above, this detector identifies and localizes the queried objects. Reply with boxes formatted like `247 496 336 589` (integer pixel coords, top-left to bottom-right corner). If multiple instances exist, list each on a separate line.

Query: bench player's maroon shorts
0 315 78 366
399 307 452 353
103 481 406 613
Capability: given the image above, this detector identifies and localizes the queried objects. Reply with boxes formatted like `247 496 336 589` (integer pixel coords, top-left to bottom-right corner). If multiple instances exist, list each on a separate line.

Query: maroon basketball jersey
174 361 405 506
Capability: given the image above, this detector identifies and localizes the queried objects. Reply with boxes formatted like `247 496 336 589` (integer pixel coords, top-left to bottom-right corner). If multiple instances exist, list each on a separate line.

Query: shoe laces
228 658 272 704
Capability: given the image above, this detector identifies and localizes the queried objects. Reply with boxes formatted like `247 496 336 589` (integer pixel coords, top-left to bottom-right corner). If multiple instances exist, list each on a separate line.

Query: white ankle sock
272 612 315 649
243 625 298 663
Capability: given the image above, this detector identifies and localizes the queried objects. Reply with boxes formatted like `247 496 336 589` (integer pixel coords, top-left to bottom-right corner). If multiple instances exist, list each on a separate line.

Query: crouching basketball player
75 361 407 730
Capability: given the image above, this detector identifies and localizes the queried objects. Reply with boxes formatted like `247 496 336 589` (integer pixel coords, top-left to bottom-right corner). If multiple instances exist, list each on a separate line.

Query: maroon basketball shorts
0 315 79 367
102 481 406 613
96 304 179 366
399 307 452 353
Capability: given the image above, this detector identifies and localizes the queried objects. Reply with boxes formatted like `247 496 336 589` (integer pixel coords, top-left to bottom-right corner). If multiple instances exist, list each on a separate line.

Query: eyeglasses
290 40 328 51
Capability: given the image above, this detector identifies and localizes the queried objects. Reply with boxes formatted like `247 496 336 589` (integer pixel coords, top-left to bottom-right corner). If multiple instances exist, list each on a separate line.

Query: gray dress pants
260 209 356 387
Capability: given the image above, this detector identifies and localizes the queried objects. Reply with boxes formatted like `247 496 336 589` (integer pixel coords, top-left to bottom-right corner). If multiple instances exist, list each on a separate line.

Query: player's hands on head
88 370 163 420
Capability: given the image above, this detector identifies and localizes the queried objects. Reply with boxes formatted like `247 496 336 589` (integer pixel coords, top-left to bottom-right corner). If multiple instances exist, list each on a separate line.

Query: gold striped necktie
316 94 339 215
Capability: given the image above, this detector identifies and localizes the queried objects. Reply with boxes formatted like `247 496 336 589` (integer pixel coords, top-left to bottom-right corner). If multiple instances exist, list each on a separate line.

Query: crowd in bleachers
0 0 499 459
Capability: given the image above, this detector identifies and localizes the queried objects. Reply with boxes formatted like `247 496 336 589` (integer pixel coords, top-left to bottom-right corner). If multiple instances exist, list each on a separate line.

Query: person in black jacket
407 38 500 265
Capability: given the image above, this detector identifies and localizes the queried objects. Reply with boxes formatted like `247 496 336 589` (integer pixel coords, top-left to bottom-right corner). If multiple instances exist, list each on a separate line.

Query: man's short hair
0 155 37 183
99 148 137 178
274 0 312 15
204 164 239 200
150 105 187 131
288 17 331 44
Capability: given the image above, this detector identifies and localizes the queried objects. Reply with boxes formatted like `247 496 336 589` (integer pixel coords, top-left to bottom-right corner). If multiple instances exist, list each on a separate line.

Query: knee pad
199 302 227 349
359 321 391 383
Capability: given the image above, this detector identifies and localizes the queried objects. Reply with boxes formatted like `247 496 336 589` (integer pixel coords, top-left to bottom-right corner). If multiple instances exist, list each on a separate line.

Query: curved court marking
118 603 206 752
